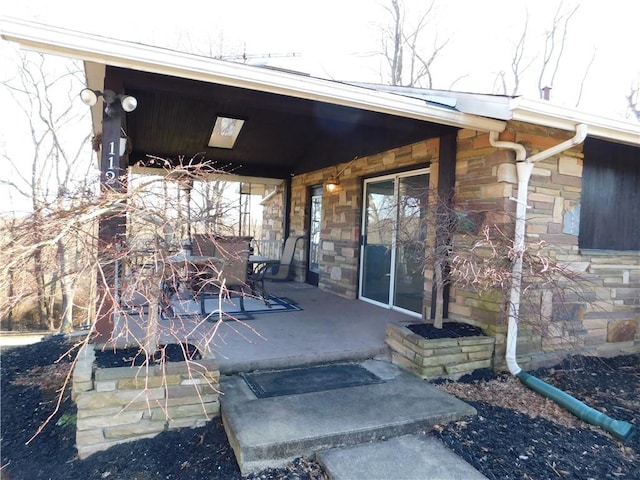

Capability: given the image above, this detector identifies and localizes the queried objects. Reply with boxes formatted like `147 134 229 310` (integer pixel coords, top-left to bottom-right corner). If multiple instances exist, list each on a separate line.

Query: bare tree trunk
57 238 74 333
434 261 444 329
33 247 48 328
380 0 445 88
537 2 579 98
390 0 403 86
6 267 15 331
47 270 58 331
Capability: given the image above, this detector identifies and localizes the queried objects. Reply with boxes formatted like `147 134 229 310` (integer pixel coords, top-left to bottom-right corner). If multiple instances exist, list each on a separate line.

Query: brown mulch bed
1 335 639 479
434 355 640 480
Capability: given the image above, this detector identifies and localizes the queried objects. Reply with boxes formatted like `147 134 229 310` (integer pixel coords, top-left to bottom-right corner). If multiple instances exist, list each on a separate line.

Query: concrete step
220 360 477 475
316 434 488 480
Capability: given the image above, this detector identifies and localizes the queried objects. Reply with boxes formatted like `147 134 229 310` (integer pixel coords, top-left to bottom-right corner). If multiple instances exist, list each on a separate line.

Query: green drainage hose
516 371 635 444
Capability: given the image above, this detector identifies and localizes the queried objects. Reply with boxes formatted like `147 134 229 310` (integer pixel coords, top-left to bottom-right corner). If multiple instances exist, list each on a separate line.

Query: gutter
489 126 635 443
259 187 279 206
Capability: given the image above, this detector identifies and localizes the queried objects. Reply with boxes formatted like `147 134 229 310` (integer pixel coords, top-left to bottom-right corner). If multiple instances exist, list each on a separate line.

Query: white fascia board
0 17 506 134
509 98 640 147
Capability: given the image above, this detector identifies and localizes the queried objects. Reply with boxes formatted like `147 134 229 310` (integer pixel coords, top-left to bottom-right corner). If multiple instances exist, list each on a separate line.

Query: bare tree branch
510 11 531 95
538 2 580 98
626 74 640 121
574 48 597 108
378 0 446 88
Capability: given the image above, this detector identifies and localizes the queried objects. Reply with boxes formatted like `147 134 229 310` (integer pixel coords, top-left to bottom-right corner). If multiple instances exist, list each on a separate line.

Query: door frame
358 168 430 318
305 185 323 286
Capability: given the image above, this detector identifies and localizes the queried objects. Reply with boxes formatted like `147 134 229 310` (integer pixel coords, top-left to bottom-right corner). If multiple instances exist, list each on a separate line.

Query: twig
546 460 562 477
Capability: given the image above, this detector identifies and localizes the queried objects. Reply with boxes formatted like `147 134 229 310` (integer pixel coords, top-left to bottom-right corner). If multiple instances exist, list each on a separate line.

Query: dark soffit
114 67 457 179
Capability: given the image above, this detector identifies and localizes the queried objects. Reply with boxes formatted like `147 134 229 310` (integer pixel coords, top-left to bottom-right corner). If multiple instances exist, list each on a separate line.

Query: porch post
283 176 292 239
94 78 129 341
430 132 457 319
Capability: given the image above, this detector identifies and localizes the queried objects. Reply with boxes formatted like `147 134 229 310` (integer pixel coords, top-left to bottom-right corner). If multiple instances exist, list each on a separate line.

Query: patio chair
196 236 252 313
191 233 217 257
250 236 304 294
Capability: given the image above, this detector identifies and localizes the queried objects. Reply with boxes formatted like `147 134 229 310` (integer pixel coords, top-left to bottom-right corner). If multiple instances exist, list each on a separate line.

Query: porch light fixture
325 175 340 193
80 88 138 117
208 116 245 149
324 156 358 193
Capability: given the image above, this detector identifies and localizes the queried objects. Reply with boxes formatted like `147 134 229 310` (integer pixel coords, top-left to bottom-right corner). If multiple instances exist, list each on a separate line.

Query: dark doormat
240 363 385 398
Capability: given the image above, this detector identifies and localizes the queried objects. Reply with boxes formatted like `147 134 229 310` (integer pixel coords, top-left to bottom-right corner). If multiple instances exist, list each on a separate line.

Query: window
208 116 245 149
579 138 640 251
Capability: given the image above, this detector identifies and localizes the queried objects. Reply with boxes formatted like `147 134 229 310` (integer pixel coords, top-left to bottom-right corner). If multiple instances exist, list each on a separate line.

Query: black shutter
580 138 640 251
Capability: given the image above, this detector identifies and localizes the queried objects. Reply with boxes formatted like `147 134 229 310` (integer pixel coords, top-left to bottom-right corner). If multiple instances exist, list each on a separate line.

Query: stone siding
450 124 639 368
261 187 285 247
290 139 439 298
73 344 220 459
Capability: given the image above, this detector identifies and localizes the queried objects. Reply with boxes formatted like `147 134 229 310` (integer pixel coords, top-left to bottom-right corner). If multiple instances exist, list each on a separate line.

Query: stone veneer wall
290 138 440 299
72 344 220 459
261 186 285 248
450 123 640 369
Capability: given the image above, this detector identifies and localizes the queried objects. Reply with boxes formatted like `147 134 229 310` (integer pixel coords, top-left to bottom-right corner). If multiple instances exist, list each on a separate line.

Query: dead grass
12 363 71 396
437 375 584 429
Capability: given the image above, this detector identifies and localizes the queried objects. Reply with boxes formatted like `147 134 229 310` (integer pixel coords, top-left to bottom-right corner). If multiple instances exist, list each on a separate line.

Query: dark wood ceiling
110 66 456 179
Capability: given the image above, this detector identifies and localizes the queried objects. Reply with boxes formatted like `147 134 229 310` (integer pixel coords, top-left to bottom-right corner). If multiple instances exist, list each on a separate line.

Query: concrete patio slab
212 282 416 374
104 282 418 375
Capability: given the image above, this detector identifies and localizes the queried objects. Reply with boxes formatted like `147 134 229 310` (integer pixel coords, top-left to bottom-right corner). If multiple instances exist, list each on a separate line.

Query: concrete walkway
205 283 487 478
100 281 488 478
317 433 487 480
221 359 486 478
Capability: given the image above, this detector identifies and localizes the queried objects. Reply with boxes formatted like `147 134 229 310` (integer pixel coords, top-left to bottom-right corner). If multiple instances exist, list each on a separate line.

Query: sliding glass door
359 169 429 316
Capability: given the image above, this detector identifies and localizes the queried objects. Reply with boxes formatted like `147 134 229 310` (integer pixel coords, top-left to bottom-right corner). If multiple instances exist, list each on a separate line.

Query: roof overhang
0 17 506 135
354 84 640 147
507 97 640 147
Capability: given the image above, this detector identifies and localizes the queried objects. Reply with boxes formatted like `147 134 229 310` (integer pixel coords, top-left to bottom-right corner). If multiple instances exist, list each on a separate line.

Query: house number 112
105 141 116 183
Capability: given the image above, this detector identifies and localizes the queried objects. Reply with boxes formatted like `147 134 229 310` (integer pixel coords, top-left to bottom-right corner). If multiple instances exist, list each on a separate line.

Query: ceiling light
120 95 138 113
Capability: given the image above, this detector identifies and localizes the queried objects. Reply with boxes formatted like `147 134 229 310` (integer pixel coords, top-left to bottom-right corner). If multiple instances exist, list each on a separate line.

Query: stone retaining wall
385 323 496 379
72 344 220 459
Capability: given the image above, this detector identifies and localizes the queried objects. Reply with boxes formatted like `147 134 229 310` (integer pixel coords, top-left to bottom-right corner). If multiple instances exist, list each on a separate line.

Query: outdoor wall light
80 88 138 117
324 175 340 193
324 156 358 193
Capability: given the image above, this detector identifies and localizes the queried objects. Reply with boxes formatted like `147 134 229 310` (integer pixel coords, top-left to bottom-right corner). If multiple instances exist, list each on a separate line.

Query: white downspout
489 124 588 375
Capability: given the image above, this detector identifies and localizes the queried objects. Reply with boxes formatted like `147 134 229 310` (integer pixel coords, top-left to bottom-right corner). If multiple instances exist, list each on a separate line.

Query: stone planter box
72 344 220 459
385 323 495 379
